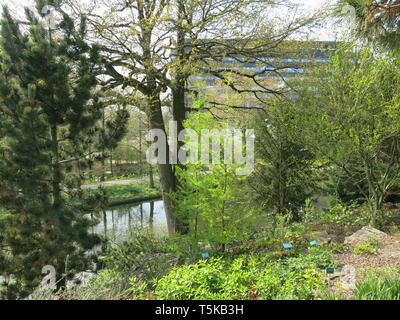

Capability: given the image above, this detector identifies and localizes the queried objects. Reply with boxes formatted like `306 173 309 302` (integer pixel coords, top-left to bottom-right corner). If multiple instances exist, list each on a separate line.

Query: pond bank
83 181 162 209
108 194 162 207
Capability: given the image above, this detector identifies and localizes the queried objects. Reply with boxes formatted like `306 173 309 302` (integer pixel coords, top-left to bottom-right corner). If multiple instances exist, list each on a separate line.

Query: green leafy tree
55 0 320 235
296 45 400 227
0 5 103 298
172 112 255 251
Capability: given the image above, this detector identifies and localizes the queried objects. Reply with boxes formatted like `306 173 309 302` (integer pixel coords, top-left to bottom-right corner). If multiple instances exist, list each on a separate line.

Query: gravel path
81 177 159 189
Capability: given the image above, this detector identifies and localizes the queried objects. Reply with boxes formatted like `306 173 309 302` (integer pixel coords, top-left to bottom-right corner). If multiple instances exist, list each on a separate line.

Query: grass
355 268 400 300
104 182 161 205
82 181 162 208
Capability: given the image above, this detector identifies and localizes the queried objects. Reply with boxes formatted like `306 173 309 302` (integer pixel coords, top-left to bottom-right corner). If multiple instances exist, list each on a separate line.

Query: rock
381 247 400 259
344 226 388 247
340 265 357 291
66 271 96 290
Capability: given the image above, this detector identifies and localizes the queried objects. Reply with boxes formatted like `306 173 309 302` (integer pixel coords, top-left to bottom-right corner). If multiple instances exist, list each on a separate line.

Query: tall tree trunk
101 107 106 182
139 118 143 176
149 201 154 233
149 164 155 189
147 97 178 235
171 82 189 234
169 5 190 234
110 150 114 177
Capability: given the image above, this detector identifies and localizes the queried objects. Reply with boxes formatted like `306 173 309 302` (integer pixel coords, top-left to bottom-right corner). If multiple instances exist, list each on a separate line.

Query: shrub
153 254 326 300
285 247 339 271
99 232 178 284
166 234 202 264
321 202 368 228
352 239 378 255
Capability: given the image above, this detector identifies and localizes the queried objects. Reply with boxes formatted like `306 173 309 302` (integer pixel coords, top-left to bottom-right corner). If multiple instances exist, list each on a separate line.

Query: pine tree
0 5 104 298
336 0 400 50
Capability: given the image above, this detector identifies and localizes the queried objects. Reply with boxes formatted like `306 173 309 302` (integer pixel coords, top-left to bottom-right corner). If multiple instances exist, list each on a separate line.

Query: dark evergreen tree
0 4 105 298
250 102 319 223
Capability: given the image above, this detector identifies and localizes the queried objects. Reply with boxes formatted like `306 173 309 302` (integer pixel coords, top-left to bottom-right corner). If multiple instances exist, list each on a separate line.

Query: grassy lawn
80 181 162 208
104 182 162 205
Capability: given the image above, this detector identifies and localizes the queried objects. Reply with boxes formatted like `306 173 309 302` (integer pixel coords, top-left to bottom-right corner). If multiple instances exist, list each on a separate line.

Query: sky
0 0 342 41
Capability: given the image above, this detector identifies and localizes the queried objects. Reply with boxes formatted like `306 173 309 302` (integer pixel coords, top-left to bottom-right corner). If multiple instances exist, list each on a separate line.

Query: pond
91 199 168 243
0 200 167 287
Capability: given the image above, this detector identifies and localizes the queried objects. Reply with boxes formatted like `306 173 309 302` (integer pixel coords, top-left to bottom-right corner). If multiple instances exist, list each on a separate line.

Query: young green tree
0 6 103 298
296 45 400 227
172 112 255 251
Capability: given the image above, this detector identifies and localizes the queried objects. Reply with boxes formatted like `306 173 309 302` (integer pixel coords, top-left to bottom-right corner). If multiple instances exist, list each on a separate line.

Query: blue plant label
283 243 293 249
326 267 334 274
202 252 209 259
310 241 318 246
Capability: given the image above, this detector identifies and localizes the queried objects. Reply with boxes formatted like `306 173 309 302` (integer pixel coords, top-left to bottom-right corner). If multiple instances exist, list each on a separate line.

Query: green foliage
326 166 368 205
154 252 328 300
330 242 349 254
355 268 400 300
285 247 339 271
99 182 160 205
294 44 400 226
172 112 256 249
257 216 311 250
129 276 149 300
166 234 202 264
99 232 178 284
0 5 105 298
352 239 379 255
321 202 369 228
250 102 319 221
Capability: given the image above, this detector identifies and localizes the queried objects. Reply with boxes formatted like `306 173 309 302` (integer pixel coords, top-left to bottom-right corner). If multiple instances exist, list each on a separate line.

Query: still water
91 199 168 243
0 200 167 287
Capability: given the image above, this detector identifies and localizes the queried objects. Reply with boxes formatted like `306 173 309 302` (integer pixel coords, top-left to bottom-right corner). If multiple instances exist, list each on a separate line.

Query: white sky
0 0 342 41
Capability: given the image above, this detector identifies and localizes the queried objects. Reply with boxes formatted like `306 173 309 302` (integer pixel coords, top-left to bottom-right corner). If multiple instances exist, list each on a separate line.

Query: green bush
355 268 400 300
153 254 326 300
352 239 378 255
321 202 368 228
99 232 178 284
166 234 202 264
285 247 339 271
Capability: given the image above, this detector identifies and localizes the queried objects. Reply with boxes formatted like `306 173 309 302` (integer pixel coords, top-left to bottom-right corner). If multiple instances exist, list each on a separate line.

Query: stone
66 271 96 290
340 265 357 291
381 247 400 259
344 226 388 247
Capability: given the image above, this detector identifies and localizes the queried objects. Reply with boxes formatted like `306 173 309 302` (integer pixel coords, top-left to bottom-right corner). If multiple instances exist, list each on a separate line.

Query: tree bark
149 164 155 189
146 97 179 235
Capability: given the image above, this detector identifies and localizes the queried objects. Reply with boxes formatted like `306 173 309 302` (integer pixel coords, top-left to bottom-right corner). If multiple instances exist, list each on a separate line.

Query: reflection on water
92 200 167 243
0 200 167 287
